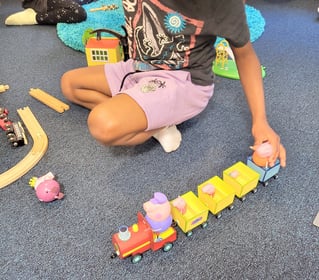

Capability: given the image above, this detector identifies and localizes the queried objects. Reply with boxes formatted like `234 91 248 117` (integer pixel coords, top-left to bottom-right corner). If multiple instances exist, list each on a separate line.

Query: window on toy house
91 49 109 62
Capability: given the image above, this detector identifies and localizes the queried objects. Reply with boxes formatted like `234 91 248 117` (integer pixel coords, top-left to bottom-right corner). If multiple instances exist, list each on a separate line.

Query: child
5 0 94 25
61 0 286 167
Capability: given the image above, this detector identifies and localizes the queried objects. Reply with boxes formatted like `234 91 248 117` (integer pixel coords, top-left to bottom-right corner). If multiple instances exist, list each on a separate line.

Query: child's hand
251 121 286 168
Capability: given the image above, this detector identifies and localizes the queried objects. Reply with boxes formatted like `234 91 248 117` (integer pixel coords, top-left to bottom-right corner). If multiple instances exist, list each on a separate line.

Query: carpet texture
57 1 265 52
1 1 318 279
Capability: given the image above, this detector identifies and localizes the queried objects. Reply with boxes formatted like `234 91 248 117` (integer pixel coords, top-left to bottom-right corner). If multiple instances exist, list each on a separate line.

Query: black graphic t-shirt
123 0 250 86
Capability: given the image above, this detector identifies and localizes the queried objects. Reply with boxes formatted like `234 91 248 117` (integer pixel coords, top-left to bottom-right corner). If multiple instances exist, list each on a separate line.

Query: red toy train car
111 152 281 264
111 212 177 264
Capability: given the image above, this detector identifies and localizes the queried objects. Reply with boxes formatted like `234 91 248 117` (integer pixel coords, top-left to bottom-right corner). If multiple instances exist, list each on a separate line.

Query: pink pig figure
172 196 187 214
202 183 216 196
143 192 172 233
29 172 64 202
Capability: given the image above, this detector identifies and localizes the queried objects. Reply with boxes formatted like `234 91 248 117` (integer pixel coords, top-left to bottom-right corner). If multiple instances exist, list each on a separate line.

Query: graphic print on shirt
123 0 204 70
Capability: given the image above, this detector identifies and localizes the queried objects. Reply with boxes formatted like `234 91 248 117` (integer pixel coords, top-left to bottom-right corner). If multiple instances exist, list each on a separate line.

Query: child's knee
87 107 119 145
60 72 74 99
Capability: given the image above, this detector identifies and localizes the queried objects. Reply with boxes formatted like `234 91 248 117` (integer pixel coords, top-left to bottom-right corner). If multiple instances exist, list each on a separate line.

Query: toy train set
110 143 281 264
0 107 27 147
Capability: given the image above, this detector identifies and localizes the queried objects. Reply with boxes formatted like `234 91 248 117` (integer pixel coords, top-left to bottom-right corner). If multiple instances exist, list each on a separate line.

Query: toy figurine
251 142 273 168
111 192 177 263
172 196 187 215
247 142 280 186
29 172 64 202
143 192 172 233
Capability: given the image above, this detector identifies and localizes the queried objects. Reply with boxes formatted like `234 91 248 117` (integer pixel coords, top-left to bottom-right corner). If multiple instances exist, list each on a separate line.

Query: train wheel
110 252 118 259
262 181 269 187
171 221 178 227
163 243 173 252
216 212 222 219
228 204 234 210
186 231 193 237
201 222 208 228
252 188 258 194
240 196 246 202
7 133 14 139
131 254 143 264
273 174 279 180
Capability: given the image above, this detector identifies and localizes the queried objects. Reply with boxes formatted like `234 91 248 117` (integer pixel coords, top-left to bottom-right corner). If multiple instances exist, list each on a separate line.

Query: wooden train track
29 88 69 113
0 107 48 189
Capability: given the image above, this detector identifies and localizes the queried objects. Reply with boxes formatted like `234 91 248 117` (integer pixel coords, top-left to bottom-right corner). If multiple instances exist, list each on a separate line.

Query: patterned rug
57 1 266 53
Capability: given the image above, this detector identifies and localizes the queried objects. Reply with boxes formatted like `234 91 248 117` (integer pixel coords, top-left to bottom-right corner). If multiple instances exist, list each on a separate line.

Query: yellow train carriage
223 161 259 201
198 176 235 219
170 191 209 237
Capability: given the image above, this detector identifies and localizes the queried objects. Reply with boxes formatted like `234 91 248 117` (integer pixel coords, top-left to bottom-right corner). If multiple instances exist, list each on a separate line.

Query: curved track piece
0 107 48 189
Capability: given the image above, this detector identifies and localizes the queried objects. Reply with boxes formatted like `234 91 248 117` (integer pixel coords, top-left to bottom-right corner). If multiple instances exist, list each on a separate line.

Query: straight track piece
29 88 70 113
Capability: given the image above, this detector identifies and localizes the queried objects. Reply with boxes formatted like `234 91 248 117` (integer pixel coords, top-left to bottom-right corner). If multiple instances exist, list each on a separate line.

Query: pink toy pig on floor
29 172 64 202
143 192 172 233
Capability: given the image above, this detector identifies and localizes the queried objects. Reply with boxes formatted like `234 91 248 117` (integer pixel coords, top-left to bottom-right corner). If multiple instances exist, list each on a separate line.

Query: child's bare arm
231 41 286 167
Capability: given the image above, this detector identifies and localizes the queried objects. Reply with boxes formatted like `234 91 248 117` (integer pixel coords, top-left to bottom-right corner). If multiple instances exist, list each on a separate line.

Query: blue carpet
57 1 265 52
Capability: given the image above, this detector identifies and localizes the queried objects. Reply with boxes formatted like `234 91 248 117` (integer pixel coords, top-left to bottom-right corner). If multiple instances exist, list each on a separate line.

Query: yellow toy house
85 37 124 66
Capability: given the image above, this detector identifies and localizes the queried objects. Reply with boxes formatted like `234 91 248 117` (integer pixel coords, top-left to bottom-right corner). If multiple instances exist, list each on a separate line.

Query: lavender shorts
104 59 214 131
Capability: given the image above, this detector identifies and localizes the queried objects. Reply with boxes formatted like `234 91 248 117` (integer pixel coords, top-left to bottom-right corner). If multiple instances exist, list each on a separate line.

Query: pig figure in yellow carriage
170 191 209 237
223 161 260 202
198 176 236 219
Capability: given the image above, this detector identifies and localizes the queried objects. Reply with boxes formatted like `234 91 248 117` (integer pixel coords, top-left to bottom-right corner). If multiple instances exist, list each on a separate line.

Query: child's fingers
278 144 286 167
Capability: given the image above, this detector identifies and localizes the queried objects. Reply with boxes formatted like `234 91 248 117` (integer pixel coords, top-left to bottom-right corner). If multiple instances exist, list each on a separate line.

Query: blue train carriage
222 161 259 201
170 191 209 237
246 156 280 187
197 176 236 219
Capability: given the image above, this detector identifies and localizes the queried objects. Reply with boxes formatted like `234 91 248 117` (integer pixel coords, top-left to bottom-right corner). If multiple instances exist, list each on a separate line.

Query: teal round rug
57 1 266 53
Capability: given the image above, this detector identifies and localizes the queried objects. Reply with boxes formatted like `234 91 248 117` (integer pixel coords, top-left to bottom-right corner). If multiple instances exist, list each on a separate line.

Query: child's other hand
251 121 286 168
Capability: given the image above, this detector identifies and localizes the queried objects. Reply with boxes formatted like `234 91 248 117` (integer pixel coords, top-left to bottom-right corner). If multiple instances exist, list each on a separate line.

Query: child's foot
5 8 38 25
153 125 182 153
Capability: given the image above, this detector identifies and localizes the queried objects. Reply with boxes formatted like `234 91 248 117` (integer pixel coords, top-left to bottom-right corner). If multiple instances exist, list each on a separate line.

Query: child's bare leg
61 65 112 109
61 67 155 145
88 95 181 151
61 65 182 151
87 93 156 146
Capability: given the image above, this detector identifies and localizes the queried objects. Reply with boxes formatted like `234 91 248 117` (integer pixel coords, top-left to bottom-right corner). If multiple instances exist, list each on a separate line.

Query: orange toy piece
251 142 273 167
